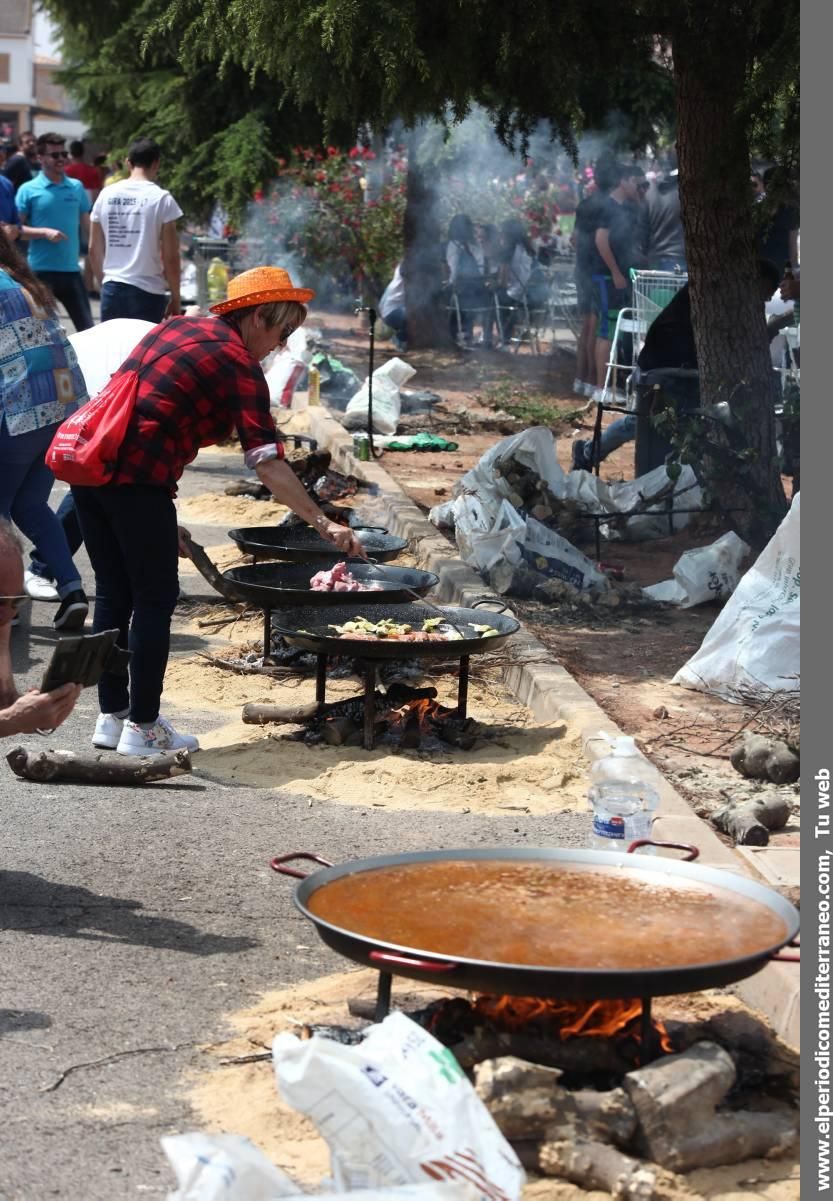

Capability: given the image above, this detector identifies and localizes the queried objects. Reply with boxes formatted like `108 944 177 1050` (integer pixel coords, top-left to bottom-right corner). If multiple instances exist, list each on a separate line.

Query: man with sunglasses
0 520 80 735
15 132 94 331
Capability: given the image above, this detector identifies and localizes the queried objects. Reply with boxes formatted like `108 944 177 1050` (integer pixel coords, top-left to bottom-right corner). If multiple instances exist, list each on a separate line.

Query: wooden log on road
7 746 192 784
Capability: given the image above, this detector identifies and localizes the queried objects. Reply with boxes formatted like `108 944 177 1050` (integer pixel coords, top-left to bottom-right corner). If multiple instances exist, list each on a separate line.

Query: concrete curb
308 406 800 1047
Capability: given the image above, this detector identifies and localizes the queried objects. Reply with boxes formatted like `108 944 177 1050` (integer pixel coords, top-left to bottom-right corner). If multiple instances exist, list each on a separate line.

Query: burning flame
390 698 450 733
473 995 673 1052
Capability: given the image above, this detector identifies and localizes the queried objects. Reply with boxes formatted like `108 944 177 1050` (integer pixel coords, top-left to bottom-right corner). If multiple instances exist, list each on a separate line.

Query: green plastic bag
385 432 460 452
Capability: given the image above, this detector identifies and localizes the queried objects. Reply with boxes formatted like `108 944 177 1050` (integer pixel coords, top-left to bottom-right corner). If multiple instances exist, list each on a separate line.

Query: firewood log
623 1039 797 1169
711 795 792 846
320 717 363 746
730 732 800 784
6 746 191 784
488 562 542 599
525 1138 657 1200
475 1056 637 1147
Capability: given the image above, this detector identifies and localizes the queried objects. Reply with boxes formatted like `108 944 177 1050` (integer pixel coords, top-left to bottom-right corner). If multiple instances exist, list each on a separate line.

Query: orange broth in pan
307 859 789 970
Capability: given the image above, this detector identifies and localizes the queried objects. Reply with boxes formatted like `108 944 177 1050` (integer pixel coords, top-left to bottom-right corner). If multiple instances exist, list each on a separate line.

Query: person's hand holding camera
0 683 82 736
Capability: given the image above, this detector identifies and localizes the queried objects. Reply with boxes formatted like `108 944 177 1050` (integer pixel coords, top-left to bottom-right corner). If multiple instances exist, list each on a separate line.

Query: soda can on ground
353 434 370 461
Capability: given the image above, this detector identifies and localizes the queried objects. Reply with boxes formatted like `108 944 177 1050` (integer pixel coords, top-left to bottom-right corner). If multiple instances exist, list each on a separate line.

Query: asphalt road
1 450 588 1200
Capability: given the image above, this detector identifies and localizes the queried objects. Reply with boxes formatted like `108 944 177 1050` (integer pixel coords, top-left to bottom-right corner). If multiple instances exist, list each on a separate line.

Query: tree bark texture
672 11 788 549
403 128 451 349
7 746 192 784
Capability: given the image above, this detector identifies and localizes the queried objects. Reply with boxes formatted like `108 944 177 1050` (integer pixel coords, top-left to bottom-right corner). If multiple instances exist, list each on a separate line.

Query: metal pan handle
270 851 334 879
771 936 800 963
471 598 514 614
369 949 458 973
627 839 700 861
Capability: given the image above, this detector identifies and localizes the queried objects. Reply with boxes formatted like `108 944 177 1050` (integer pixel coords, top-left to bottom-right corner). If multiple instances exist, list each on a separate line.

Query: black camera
41 629 131 693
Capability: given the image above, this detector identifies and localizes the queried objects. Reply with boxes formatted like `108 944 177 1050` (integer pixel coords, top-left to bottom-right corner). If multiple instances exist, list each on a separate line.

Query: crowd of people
0 130 800 748
0 133 363 754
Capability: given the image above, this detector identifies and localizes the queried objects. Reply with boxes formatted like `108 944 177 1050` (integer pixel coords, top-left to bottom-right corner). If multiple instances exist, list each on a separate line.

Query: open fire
470 995 674 1052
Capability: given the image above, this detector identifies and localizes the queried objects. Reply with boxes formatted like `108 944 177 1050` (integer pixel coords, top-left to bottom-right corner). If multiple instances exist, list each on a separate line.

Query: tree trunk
672 16 788 550
403 127 451 348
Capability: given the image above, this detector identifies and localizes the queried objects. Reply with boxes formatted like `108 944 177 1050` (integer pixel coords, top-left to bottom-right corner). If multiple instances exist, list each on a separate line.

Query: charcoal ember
314 470 360 502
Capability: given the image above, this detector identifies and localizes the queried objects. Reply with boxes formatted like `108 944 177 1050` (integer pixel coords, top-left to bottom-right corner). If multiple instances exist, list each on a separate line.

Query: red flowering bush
240 145 405 301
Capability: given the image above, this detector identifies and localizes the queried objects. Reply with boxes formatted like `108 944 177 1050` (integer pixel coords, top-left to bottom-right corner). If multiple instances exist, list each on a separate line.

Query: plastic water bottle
586 734 662 851
589 780 660 851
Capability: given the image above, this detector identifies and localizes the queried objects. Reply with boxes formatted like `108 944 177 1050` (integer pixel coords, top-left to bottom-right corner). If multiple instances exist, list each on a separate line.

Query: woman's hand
177 525 193 559
320 521 368 560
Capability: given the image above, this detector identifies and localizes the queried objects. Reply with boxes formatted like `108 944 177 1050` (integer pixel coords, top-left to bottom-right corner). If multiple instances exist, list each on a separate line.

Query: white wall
33 114 86 140
0 36 35 108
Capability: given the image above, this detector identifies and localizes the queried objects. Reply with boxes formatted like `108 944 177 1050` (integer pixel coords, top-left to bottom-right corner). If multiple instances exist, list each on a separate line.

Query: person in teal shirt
16 131 93 331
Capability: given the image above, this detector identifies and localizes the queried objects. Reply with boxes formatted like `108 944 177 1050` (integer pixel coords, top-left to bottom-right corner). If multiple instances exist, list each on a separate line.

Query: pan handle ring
270 851 334 879
771 935 800 963
369 949 458 973
471 597 514 614
627 839 699 861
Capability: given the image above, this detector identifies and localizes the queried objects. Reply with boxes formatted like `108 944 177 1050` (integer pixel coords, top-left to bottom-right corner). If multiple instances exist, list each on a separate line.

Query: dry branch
7 746 191 784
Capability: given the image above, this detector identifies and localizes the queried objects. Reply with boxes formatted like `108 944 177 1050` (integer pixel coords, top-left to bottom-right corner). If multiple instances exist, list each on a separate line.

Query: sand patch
163 656 585 814
178 492 287 526
186 969 799 1201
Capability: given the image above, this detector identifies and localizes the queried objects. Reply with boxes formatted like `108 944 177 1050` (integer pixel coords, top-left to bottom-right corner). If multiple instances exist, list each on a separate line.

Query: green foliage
237 145 407 299
475 380 583 431
39 0 344 221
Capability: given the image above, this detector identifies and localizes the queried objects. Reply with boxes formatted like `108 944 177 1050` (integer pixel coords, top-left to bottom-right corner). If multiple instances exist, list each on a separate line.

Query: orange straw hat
210 266 315 315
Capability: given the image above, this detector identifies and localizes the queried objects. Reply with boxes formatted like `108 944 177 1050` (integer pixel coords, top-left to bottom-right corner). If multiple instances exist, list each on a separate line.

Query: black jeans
72 484 179 722
36 270 94 332
101 281 167 323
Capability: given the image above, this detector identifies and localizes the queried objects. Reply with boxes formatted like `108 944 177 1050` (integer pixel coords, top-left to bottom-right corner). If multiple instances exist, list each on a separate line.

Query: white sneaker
24 569 59 601
116 715 200 757
92 711 128 749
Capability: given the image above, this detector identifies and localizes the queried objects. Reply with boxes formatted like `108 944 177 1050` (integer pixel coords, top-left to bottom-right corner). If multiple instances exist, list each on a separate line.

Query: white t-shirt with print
91 179 183 295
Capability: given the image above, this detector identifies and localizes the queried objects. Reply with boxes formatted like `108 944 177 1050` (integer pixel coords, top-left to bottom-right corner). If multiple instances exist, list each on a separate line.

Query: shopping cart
599 267 689 405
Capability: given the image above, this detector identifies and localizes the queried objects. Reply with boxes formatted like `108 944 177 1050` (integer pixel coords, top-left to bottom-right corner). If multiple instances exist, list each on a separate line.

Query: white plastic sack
162 1133 478 1201
162 1133 300 1200
69 319 155 396
343 357 416 435
264 328 315 408
643 532 750 608
673 495 800 698
606 464 703 541
519 516 608 591
273 1011 525 1199
453 427 566 525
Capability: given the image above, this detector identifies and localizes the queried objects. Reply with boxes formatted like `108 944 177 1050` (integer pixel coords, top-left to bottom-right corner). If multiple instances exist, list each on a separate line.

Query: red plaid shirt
111 316 283 493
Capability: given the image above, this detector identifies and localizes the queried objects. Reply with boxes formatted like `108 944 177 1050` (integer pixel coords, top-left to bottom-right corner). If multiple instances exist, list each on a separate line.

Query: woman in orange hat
71 266 366 757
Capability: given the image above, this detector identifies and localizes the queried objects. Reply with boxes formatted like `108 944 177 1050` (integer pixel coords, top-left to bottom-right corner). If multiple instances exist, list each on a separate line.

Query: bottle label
593 813 651 840
593 814 627 839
